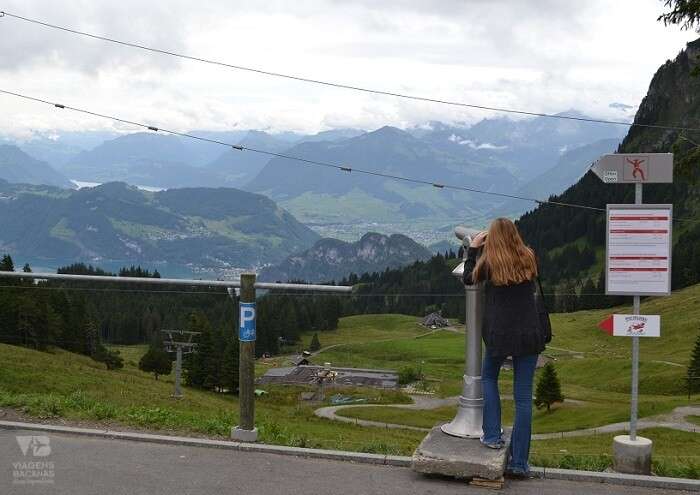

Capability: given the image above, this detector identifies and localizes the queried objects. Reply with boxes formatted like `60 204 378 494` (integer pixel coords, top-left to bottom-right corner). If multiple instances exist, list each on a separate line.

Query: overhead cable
0 88 607 212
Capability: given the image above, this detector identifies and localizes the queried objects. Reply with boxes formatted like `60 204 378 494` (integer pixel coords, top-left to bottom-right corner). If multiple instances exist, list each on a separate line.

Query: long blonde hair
472 218 538 286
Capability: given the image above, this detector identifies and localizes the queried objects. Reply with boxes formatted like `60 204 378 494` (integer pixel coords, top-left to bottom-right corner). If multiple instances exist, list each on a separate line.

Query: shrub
398 365 423 385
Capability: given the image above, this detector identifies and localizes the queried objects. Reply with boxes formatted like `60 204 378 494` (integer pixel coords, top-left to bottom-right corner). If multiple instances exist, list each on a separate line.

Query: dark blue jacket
462 247 545 358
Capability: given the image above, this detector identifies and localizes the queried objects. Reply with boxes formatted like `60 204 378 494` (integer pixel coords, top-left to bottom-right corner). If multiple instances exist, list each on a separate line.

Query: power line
2 10 700 134
0 88 606 212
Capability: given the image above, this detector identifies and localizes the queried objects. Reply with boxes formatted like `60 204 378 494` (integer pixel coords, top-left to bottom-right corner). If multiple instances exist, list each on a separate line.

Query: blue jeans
482 352 538 472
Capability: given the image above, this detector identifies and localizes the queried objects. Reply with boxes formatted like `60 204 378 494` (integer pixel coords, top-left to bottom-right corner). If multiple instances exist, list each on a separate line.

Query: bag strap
536 276 548 310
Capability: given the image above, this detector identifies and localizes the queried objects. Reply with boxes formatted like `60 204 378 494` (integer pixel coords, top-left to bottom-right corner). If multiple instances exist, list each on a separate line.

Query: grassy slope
0 286 698 465
300 314 430 349
0 343 423 455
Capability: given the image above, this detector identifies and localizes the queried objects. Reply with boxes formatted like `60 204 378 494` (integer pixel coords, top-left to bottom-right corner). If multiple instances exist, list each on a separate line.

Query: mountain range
2 111 625 226
409 111 626 179
248 125 521 223
258 232 432 283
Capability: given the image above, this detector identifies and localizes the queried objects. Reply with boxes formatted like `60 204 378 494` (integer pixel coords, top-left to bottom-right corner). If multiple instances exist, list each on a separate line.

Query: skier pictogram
626 158 646 181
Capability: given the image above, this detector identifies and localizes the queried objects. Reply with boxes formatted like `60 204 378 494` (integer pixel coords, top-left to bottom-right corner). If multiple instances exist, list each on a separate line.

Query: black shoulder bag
535 277 552 344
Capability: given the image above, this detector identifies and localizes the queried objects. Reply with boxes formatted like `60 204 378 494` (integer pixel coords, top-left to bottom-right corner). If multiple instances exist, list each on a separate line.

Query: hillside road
0 428 694 495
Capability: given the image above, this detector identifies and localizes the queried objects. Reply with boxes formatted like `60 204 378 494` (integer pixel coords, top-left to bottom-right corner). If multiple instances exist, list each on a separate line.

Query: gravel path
315 396 700 438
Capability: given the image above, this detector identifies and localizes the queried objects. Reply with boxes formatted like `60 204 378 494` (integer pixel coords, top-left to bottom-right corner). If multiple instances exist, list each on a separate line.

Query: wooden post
173 346 183 398
231 273 258 442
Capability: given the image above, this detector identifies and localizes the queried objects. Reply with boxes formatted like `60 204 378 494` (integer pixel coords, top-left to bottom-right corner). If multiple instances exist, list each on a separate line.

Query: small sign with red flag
597 314 660 337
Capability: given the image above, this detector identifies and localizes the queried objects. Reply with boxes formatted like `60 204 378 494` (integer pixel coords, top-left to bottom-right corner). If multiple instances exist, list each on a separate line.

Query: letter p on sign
239 302 256 342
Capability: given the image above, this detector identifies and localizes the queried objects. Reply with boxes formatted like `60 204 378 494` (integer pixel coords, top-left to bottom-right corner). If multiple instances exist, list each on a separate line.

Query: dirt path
314 394 457 432
532 405 700 440
314 396 700 438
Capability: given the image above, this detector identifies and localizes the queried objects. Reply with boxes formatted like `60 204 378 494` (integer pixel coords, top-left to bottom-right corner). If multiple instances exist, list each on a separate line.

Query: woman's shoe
479 437 505 449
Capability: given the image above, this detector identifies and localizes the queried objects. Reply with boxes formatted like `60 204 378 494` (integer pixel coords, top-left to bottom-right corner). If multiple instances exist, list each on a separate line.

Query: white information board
606 204 672 296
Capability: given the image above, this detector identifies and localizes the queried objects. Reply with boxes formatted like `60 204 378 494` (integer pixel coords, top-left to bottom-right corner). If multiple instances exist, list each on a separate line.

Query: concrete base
231 426 258 443
412 424 509 481
613 435 652 475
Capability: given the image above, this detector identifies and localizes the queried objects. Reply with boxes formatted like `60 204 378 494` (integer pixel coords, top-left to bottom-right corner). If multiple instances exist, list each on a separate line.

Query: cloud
0 0 187 73
448 134 507 150
0 0 698 136
609 102 635 111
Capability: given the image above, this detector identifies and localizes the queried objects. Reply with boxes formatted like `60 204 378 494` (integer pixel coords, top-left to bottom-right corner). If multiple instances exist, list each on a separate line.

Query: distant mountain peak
371 125 409 136
259 231 431 283
355 125 417 144
0 144 73 188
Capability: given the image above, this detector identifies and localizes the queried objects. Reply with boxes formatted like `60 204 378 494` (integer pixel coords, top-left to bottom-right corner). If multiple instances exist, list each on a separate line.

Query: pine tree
93 345 124 370
139 345 172 380
0 254 14 272
535 362 564 412
183 312 216 389
83 319 99 357
688 331 700 394
579 278 596 310
309 333 321 352
658 1 700 33
221 335 240 394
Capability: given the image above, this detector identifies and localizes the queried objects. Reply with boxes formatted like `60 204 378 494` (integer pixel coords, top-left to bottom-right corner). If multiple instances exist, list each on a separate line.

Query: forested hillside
0 181 319 270
516 38 700 303
0 256 341 363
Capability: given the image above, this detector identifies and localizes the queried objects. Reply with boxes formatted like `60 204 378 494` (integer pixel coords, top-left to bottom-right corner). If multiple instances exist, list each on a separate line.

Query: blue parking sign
239 302 256 342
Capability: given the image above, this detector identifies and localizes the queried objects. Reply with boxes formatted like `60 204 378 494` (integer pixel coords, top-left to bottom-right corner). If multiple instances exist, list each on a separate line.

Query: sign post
592 153 673 475
231 273 258 442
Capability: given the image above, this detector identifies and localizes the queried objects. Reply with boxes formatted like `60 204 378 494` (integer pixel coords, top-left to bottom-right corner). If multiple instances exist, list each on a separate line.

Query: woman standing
462 218 546 478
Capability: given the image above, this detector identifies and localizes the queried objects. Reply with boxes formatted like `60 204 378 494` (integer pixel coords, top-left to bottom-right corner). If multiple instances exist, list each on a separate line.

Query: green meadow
0 283 698 475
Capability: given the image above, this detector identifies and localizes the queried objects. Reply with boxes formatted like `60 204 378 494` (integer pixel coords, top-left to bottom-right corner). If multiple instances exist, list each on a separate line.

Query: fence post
231 273 258 442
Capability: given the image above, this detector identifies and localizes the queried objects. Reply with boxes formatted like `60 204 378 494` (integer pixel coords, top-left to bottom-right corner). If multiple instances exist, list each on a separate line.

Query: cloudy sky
0 0 697 138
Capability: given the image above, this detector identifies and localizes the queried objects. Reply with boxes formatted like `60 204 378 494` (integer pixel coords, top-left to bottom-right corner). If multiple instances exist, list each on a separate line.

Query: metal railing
0 271 354 293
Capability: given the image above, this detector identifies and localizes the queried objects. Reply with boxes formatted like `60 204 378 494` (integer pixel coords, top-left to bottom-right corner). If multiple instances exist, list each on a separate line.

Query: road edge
1 420 699 492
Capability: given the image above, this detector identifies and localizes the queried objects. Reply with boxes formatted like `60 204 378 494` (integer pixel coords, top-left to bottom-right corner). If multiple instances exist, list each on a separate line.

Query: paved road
0 428 691 495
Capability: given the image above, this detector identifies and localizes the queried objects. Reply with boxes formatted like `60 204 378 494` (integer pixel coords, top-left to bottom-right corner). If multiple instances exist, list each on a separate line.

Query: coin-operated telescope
441 225 485 438
451 227 483 279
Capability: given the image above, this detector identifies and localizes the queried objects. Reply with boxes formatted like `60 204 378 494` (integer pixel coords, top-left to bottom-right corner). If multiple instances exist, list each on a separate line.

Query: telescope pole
441 243 484 438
